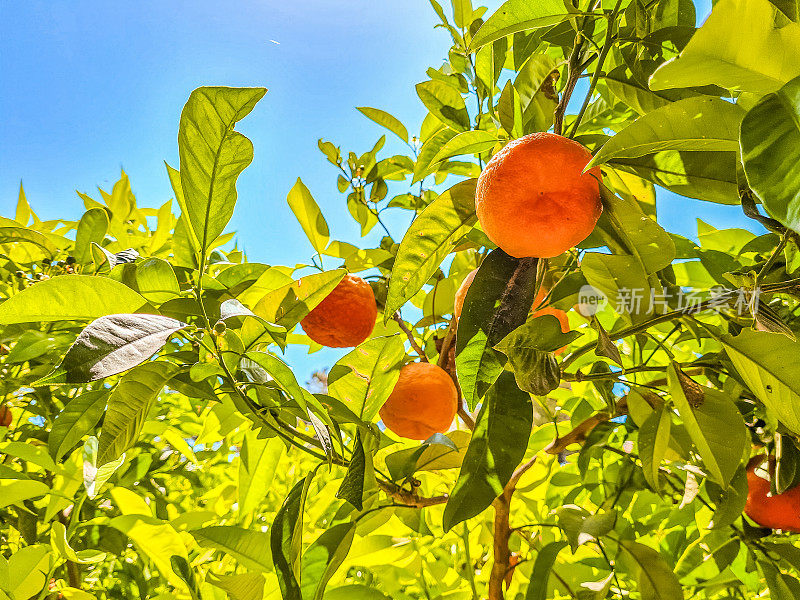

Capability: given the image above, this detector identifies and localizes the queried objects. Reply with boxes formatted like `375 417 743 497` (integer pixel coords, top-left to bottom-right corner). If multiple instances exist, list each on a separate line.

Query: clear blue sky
0 0 743 377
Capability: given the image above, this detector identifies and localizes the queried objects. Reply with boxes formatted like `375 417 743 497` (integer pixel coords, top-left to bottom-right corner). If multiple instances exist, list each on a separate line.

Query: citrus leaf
356 107 408 143
206 572 265 600
271 473 316 600
0 227 58 261
443 371 532 531
135 258 181 304
649 0 800 94
191 526 272 573
49 389 109 461
385 180 477 319
178 86 266 259
720 328 800 435
238 431 284 516
618 541 684 600
668 363 747 487
415 80 470 131
428 130 498 167
741 74 800 233
468 0 571 51
524 541 568 600
287 178 330 256
36 314 186 384
639 404 671 491
300 523 355 600
74 208 110 265
335 430 367 510
0 275 149 324
327 335 405 422
588 98 744 168
253 269 346 329
456 250 539 408
98 361 180 464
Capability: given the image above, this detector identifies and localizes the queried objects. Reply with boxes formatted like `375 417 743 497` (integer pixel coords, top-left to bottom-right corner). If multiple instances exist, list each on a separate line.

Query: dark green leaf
524 541 568 600
443 372 532 531
300 523 355 600
49 390 109 461
271 473 315 600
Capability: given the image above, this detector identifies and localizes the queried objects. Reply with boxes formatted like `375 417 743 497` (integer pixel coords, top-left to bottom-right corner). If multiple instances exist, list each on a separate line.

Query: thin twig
393 312 428 361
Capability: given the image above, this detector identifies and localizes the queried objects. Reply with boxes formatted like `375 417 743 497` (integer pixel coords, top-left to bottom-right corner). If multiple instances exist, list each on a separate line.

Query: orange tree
3 0 800 598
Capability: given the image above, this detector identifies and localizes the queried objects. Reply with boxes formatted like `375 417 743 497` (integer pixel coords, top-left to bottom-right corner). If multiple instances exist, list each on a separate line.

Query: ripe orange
300 274 377 348
454 269 478 319
475 133 602 258
0 404 12 428
379 362 458 440
745 455 800 532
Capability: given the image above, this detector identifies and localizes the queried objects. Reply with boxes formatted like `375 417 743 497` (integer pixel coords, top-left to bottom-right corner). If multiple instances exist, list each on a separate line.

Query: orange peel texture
476 132 602 258
745 456 800 533
300 274 377 348
379 362 458 440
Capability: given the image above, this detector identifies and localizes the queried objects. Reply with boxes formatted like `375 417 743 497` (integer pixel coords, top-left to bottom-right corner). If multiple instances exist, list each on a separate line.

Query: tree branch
488 457 538 600
393 312 428 362
376 478 449 508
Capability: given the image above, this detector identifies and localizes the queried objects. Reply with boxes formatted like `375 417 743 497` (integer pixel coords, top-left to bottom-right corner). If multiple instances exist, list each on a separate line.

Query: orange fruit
300 274 377 348
745 455 800 532
475 133 602 258
379 362 458 440
454 269 478 319
0 404 12 428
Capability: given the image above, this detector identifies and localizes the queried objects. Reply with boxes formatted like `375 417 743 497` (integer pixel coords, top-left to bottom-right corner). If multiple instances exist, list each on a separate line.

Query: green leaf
271 473 315 600
300 523 355 600
135 258 181 304
720 328 800 435
37 314 186 384
243 350 327 416
207 572 266 600
741 74 800 233
588 98 744 168
49 389 109 461
0 479 50 509
108 515 188 588
336 430 367 510
524 541 568 600
287 178 330 256
596 183 676 275
556 506 617 552
639 405 671 491
238 431 284 515
327 335 405 422
428 130 497 166
0 227 58 261
356 107 409 143
253 269 346 329
649 0 800 94
324 586 390 600
0 275 149 324
443 371 532 531
385 430 471 480
98 361 180 464
415 80 470 131
385 180 477 318
580 252 651 324
74 208 110 265
710 465 749 529
178 86 266 259
456 250 539 408
611 150 739 205
495 315 581 395
668 364 747 487
191 526 272 572
50 521 106 564
468 0 571 51
618 541 684 600
5 545 51 600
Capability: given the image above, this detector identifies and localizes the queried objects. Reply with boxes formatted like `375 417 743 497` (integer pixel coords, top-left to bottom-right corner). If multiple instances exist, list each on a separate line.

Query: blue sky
1 0 744 377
